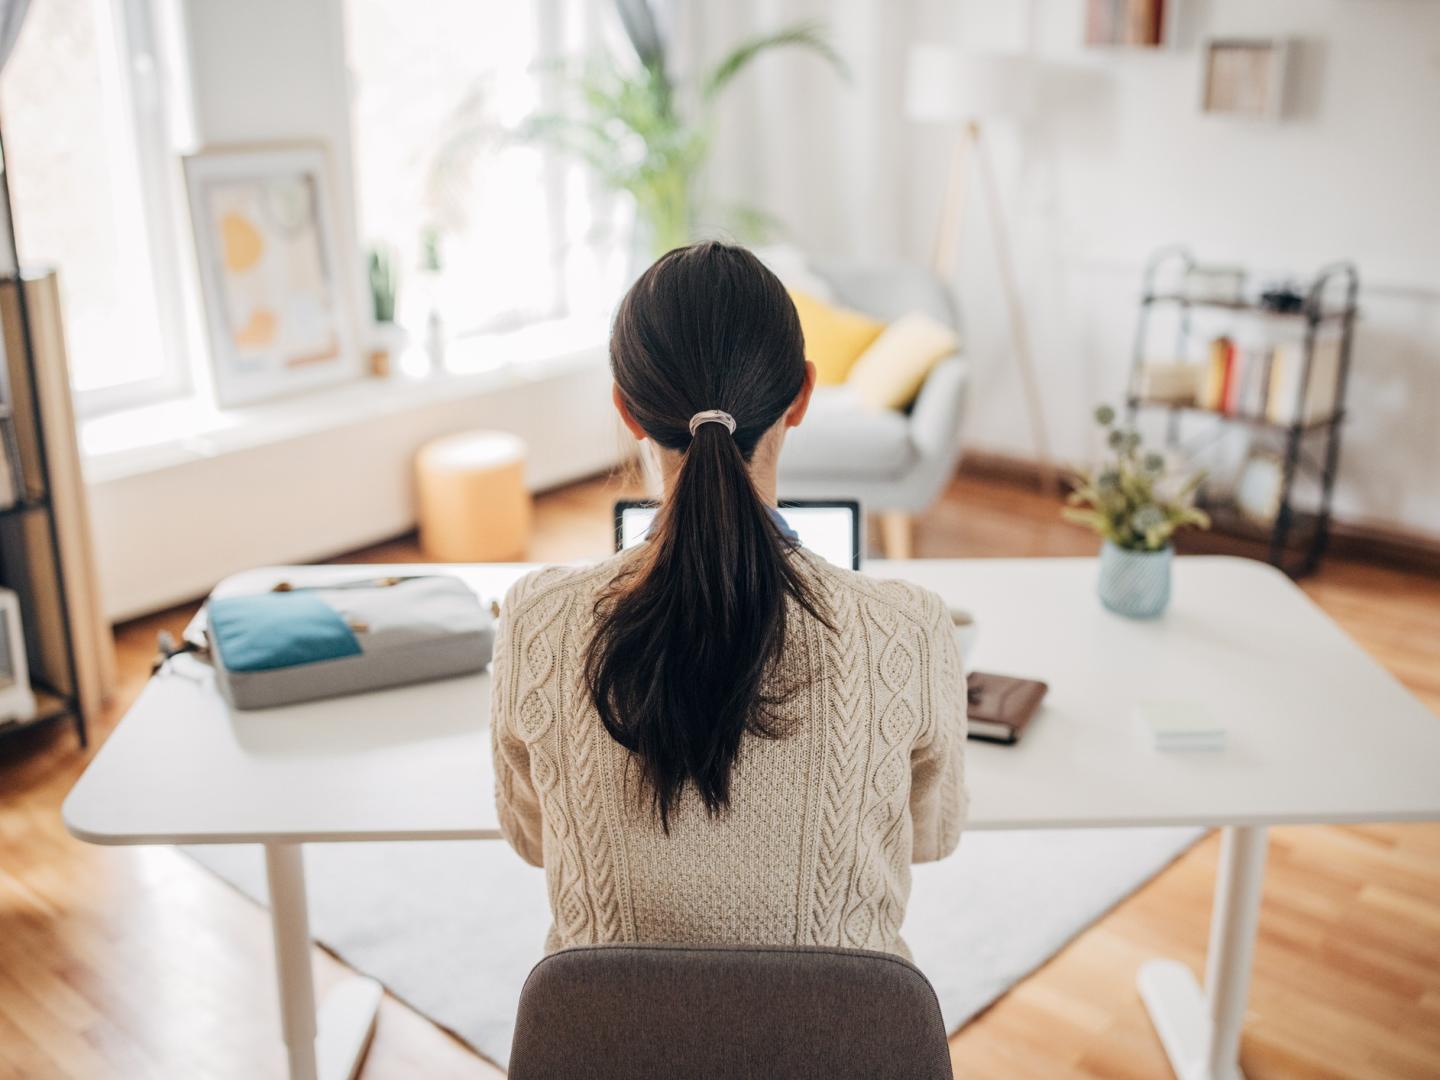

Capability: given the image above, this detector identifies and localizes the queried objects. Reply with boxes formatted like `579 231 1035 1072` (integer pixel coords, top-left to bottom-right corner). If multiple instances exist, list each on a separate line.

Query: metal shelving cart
1126 245 1359 578
0 120 87 747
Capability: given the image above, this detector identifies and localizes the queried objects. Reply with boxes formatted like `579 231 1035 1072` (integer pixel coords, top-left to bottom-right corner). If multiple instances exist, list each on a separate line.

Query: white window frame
71 0 193 417
344 0 622 348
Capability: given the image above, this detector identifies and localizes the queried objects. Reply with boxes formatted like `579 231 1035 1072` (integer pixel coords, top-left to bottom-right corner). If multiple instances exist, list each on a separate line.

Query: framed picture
1201 39 1291 121
184 145 361 407
1234 450 1286 528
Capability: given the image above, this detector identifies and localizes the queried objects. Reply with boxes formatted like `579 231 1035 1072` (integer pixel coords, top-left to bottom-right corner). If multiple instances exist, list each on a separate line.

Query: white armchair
778 259 968 557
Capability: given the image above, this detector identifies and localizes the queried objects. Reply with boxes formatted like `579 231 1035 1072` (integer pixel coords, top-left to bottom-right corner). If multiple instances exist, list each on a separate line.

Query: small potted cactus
366 245 405 377
1064 405 1211 618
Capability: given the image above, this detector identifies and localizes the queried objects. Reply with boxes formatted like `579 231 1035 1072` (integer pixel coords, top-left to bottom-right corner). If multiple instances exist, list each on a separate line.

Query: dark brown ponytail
585 241 828 831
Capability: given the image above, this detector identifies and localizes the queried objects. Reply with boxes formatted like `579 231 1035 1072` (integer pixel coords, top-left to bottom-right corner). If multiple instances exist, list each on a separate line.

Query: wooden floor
2 470 1438 1079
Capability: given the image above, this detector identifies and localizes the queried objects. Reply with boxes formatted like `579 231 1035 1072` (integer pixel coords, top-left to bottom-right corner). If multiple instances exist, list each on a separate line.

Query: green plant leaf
614 0 667 75
701 20 849 105
1176 468 1207 499
522 18 845 253
1062 507 1110 537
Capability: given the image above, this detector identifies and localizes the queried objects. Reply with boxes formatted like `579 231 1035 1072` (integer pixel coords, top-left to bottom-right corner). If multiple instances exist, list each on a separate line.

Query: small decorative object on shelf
0 431 16 511
1065 405 1211 619
1234 450 1286 528
1126 246 1359 577
419 226 445 373
1138 360 1201 405
366 245 404 378
1185 264 1246 306
0 586 36 725
1201 39 1292 121
1258 282 1305 315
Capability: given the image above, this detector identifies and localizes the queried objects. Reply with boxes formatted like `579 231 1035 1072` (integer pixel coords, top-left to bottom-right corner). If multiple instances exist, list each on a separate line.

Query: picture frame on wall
1201 38 1291 121
183 144 361 408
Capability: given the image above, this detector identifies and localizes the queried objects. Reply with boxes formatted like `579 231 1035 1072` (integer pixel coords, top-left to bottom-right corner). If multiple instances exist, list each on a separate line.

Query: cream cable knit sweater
490 548 968 958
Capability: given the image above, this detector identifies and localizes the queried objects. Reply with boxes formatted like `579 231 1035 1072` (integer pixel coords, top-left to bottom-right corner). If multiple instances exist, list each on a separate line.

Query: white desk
64 557 1440 1080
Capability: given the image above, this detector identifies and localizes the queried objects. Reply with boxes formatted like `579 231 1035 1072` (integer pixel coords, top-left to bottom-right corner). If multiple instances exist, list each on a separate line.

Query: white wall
696 0 1440 538
90 360 622 621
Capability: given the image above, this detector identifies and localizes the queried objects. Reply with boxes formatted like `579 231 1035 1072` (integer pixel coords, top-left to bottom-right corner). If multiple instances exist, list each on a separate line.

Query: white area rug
185 828 1201 1070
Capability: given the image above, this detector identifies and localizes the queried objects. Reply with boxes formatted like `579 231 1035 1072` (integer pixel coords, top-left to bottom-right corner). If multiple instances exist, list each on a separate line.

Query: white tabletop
63 557 1440 846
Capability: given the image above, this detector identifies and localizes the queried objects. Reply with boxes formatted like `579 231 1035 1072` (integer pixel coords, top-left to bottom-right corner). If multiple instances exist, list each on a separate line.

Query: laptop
614 499 862 571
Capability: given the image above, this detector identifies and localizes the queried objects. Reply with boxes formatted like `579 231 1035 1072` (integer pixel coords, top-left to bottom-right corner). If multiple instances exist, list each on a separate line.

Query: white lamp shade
905 45 1043 123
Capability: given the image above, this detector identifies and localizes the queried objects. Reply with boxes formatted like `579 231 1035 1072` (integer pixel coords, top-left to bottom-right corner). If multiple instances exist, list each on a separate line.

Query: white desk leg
263 843 383 1080
1138 825 1268 1080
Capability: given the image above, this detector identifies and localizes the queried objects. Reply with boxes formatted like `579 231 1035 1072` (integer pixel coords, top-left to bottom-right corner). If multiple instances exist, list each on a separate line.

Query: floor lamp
907 47 1058 494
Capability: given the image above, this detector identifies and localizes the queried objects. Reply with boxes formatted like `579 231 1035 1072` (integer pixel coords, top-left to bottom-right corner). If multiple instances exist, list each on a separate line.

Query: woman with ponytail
491 242 967 958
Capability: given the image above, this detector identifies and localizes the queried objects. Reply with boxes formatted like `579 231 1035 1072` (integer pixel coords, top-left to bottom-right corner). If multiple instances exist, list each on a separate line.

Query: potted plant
366 245 404 377
1064 405 1211 618
525 0 846 257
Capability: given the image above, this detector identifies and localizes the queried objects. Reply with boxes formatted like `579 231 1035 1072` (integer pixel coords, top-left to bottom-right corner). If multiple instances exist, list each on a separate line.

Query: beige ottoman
415 430 532 561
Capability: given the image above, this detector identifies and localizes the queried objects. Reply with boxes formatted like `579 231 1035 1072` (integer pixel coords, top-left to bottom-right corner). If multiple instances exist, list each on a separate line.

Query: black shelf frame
0 118 86 748
1125 245 1360 578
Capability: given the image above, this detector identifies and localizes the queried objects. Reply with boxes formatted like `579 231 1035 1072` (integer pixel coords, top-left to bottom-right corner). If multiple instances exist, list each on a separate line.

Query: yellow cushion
845 311 959 410
789 289 886 385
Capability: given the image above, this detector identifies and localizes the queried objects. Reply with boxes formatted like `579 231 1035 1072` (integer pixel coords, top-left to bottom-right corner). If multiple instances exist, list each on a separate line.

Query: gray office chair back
508 943 953 1080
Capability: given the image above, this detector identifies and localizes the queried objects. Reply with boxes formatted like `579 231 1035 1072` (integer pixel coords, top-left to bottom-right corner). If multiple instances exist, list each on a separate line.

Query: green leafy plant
1064 405 1211 552
368 246 398 324
525 0 847 256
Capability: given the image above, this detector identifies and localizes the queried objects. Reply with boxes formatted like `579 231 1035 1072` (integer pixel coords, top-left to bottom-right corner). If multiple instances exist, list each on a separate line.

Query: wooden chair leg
877 512 914 560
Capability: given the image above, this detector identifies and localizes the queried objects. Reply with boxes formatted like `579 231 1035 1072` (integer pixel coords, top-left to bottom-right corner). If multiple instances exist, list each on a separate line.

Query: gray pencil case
203 574 493 710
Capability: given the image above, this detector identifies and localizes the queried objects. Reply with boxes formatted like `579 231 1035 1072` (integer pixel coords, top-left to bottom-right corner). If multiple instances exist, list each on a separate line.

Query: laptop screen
614 500 861 571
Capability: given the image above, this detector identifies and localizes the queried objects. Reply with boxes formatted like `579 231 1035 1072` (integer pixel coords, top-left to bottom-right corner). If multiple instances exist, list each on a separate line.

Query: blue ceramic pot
1098 541 1172 618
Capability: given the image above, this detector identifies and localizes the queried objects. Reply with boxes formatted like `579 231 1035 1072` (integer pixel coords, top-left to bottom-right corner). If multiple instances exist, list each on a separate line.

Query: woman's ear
613 384 648 441
784 361 817 429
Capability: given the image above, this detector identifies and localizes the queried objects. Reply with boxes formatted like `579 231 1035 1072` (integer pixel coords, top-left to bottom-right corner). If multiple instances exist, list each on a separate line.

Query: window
3 0 618 422
2 0 188 414
344 0 627 360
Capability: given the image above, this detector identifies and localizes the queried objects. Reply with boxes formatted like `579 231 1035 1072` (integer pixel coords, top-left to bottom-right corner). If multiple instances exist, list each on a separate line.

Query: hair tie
688 410 736 437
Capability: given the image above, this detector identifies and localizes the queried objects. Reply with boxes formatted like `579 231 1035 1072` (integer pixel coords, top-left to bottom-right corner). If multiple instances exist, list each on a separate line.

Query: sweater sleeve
910 589 968 863
490 576 545 867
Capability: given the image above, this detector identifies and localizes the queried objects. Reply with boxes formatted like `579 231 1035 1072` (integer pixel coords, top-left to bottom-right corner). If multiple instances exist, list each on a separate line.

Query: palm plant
1064 405 1211 552
526 0 847 256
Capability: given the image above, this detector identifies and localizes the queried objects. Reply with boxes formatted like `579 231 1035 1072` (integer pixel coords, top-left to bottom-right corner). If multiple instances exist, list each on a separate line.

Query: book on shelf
1222 344 1245 415
1266 338 1342 425
1229 344 1273 418
1202 336 1234 411
1085 0 1166 47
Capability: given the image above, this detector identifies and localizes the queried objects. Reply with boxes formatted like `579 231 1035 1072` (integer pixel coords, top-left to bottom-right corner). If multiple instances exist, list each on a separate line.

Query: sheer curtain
673 0 949 264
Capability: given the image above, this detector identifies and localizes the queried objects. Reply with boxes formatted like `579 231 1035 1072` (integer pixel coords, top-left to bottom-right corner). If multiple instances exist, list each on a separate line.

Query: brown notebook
966 671 1048 745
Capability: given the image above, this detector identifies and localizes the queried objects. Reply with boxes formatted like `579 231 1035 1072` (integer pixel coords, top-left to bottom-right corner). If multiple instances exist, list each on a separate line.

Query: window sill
81 335 609 486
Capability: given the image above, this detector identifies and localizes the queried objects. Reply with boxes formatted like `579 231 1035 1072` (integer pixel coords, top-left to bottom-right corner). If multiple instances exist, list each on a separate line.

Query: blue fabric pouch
208 592 363 672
